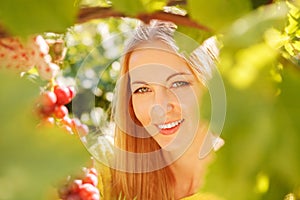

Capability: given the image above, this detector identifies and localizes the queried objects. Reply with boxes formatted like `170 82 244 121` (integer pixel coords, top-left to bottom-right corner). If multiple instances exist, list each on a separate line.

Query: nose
150 87 176 124
150 104 165 124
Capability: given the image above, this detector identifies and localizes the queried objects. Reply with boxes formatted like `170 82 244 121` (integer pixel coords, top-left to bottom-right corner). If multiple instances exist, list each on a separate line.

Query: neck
168 127 214 199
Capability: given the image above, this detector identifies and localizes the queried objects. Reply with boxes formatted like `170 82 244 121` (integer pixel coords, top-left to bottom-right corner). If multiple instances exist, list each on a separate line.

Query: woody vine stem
0 6 210 38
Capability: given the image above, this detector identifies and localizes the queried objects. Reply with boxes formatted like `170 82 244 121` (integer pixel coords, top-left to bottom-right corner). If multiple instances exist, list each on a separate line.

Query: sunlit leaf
187 0 252 31
79 0 111 7
145 0 167 12
287 1 300 19
111 0 167 16
111 0 146 15
0 0 78 37
285 15 299 35
284 43 295 56
264 28 289 50
220 42 278 89
175 25 212 54
222 2 289 51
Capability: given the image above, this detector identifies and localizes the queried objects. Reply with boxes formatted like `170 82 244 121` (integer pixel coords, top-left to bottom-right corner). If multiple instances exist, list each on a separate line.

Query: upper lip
156 119 184 129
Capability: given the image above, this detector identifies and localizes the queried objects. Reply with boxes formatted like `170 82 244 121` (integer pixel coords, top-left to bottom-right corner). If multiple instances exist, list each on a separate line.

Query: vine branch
77 7 125 23
0 6 211 38
77 7 211 31
0 25 9 38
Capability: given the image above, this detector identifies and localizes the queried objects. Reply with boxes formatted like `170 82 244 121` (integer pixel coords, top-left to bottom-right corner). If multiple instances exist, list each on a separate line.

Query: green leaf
222 2 289 52
293 41 300 51
203 66 300 199
175 25 212 54
0 0 78 37
111 0 167 16
251 0 272 9
145 0 167 12
79 0 111 7
284 43 295 56
0 71 90 200
187 0 252 31
221 43 278 89
264 28 289 50
285 14 299 35
287 1 300 19
111 0 146 16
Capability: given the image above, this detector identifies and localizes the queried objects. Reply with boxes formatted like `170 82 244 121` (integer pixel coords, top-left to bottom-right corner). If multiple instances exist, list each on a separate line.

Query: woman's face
128 41 203 150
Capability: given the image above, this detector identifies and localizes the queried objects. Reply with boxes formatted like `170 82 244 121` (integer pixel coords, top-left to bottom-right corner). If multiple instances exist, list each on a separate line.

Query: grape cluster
0 35 59 80
58 167 100 200
37 85 88 136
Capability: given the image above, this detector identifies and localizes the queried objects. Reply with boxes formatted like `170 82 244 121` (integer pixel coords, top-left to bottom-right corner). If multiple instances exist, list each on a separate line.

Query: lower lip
159 122 182 135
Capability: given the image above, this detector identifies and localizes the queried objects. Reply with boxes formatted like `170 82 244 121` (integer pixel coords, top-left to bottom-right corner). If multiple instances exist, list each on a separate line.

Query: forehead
128 41 192 82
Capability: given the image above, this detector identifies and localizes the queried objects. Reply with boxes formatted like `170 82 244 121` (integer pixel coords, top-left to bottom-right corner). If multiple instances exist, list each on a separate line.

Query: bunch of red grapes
0 35 59 80
58 167 100 200
37 84 88 136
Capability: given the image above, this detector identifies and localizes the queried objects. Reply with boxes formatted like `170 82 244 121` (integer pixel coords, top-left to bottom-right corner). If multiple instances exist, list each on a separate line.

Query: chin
157 137 185 152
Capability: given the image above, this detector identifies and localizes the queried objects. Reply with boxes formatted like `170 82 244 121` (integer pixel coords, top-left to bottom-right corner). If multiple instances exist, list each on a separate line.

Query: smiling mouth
156 119 184 135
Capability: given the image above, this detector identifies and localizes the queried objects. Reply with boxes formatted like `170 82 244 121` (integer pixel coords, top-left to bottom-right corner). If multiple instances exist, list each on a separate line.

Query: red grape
71 118 81 128
70 179 82 193
54 105 69 119
66 194 81 200
41 91 57 106
68 86 76 99
58 167 100 200
79 183 100 200
37 62 59 80
39 91 57 116
54 85 71 105
40 117 55 126
62 116 73 127
82 173 98 187
88 168 98 176
77 124 89 137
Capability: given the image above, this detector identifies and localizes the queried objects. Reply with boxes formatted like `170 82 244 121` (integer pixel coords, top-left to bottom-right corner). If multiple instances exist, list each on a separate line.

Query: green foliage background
1 0 300 199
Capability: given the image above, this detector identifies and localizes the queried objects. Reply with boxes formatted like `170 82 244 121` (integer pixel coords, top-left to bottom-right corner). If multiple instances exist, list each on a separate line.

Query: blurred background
0 0 300 199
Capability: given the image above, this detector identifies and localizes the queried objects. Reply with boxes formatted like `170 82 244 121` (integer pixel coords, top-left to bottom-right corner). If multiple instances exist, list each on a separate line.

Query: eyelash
134 87 152 94
171 81 190 88
133 81 190 94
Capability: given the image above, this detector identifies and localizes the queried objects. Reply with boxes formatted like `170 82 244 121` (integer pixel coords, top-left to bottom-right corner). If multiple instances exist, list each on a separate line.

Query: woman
97 20 224 200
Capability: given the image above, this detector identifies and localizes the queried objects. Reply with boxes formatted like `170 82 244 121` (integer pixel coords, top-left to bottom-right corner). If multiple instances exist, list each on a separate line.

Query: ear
198 131 225 159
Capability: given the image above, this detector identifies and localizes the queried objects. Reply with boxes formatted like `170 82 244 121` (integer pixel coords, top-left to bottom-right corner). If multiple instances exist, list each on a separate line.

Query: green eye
171 81 190 88
134 87 151 94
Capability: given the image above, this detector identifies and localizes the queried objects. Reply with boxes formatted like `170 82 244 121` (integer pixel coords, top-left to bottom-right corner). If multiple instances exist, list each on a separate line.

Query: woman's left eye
171 81 190 88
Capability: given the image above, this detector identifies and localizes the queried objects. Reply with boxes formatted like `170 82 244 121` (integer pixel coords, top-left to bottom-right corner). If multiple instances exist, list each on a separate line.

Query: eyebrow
166 72 192 81
131 81 149 85
131 72 192 85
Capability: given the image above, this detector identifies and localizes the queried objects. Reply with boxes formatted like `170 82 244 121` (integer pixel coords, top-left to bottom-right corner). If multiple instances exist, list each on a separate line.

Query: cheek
132 96 151 125
174 87 202 125
175 86 201 109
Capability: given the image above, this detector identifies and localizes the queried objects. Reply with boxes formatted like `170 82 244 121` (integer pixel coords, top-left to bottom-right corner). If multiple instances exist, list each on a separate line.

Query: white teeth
158 119 183 129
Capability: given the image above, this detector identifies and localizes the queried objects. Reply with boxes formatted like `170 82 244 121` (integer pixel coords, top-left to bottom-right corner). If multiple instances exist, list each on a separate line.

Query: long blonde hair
111 20 178 200
110 20 218 200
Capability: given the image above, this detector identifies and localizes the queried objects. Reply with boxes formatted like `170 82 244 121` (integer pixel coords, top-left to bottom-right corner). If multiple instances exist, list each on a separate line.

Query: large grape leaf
0 0 78 37
203 65 300 199
175 25 212 54
222 2 289 52
187 0 252 32
111 0 167 16
0 71 90 200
